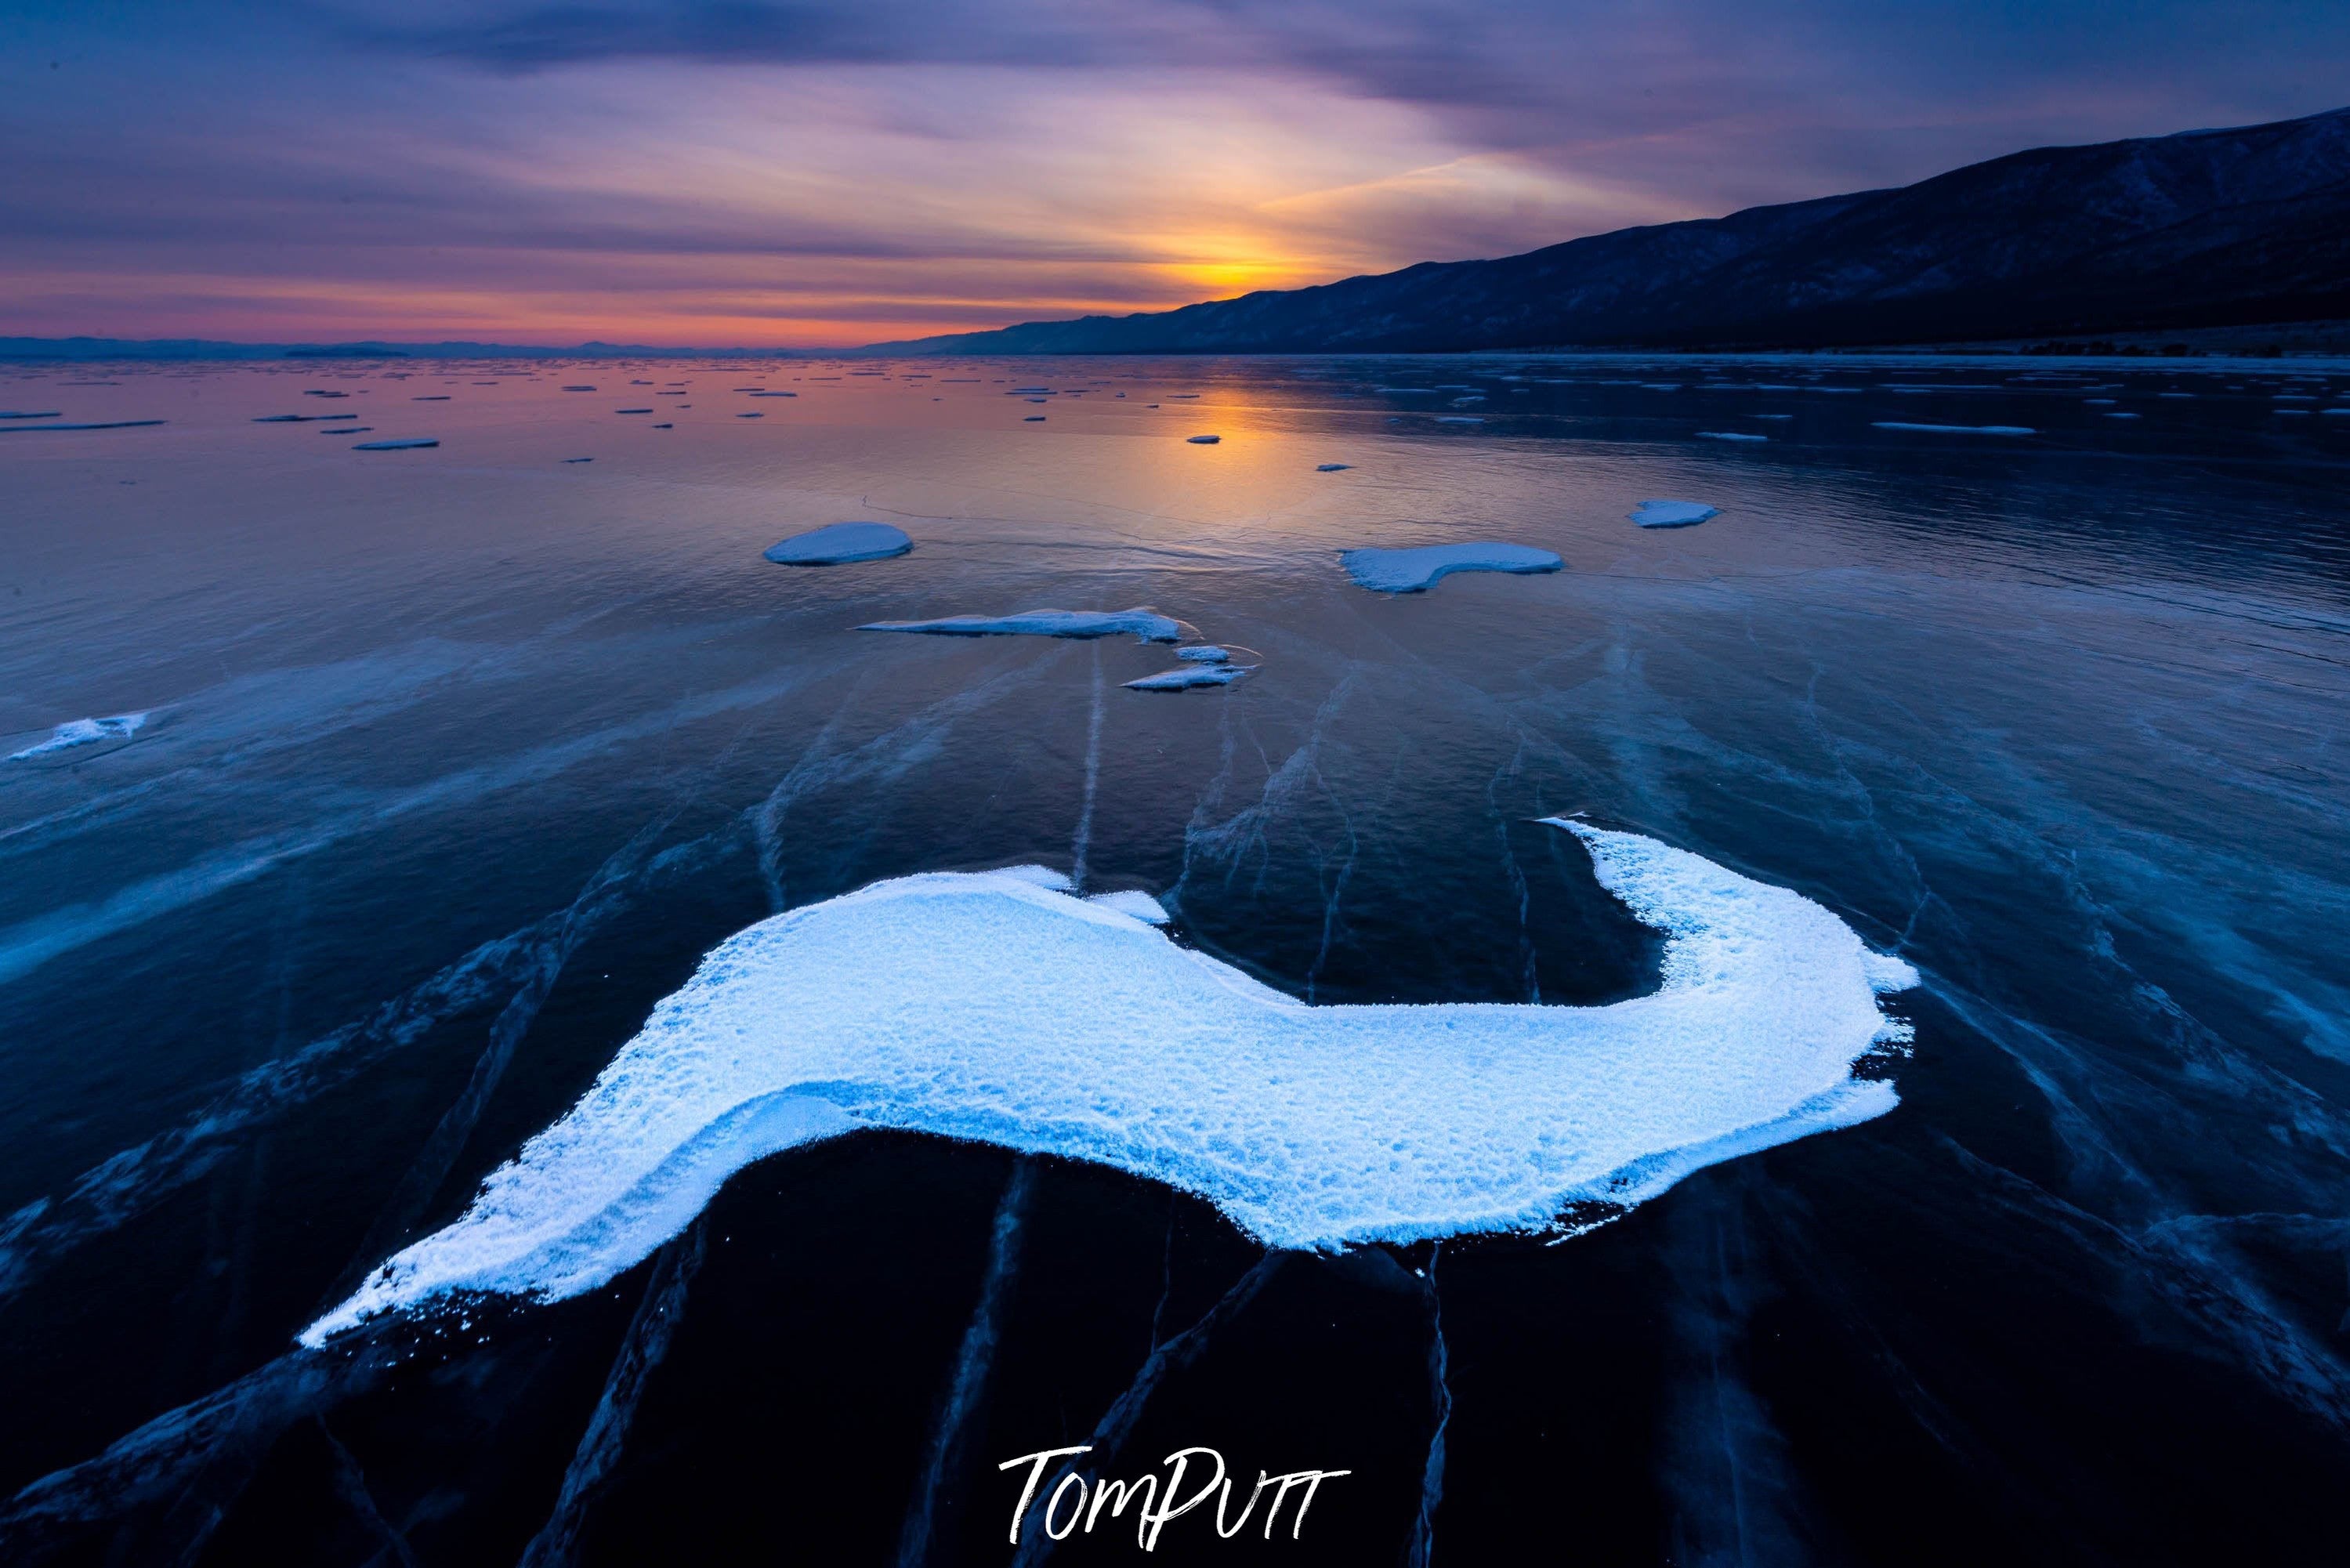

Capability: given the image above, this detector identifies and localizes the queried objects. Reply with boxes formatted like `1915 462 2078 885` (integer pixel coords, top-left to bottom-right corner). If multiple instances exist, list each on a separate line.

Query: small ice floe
654 422 674 429
858 608 1186 643
616 407 653 414
562 385 597 392
2322 408 2350 416
762 522 912 565
1316 463 1351 471
1434 415 1483 424
563 457 593 463
331 426 373 435
1752 414 1793 420
2105 412 2142 420
10 712 149 761
1176 646 1231 663
1124 663 1254 691
737 411 764 418
2084 397 2116 404
2275 409 2310 417
1696 431 1766 442
1341 542 1562 593
1024 415 1046 422
1186 433 1221 444
1630 500 1718 529
0 411 63 419
748 391 796 397
0 420 165 433
302 819 1917 1341
353 437 437 450
1870 422 2035 436
1640 382 1681 392
413 395 451 400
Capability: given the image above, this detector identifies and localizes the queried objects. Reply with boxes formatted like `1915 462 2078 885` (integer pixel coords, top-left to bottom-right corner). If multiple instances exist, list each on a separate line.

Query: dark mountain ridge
867 107 2350 355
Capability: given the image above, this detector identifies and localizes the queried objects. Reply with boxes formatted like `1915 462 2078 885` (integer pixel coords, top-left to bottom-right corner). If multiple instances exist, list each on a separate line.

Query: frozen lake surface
1 353 2346 1565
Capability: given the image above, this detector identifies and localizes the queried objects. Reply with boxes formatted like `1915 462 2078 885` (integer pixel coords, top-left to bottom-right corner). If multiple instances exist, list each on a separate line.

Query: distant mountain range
0 339 800 362
868 107 2350 356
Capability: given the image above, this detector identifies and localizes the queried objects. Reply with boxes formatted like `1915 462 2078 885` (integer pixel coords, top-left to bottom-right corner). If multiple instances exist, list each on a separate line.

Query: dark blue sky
5 1 2345 343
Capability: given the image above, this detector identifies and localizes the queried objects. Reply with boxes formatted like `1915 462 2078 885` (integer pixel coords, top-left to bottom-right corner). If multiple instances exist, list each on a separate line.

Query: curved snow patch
1342 544 1562 594
9 712 150 761
857 608 1187 643
302 821 1914 1344
763 523 913 565
1631 500 1718 529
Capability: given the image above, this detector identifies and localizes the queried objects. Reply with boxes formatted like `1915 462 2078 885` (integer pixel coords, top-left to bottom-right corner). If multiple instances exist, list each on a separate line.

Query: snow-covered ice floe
1696 430 1767 442
353 438 438 451
1870 422 2035 436
1316 463 1352 472
762 522 913 565
857 607 1186 642
1124 664 1253 691
1630 500 1720 529
1186 434 1222 444
1341 543 1562 593
10 712 150 760
1176 646 1231 663
303 820 1916 1342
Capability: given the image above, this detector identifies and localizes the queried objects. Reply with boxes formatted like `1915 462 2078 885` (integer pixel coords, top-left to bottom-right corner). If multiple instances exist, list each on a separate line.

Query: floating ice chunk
413 395 451 400
1124 664 1253 690
738 411 764 418
353 437 437 450
2323 408 2350 416
0 420 165 433
562 385 597 392
858 607 1185 643
1630 500 1719 529
1696 431 1766 442
763 522 912 565
332 427 373 435
563 457 592 463
10 712 149 761
1641 382 1681 392
0 411 63 419
1434 415 1483 424
616 407 653 414
301 820 1916 1342
1175 646 1231 663
1316 463 1352 471
1086 889 1168 923
1341 543 1562 593
2084 398 2116 404
1870 422 2035 436
1186 433 1221 444
654 423 674 429
748 391 796 397
1024 415 1046 422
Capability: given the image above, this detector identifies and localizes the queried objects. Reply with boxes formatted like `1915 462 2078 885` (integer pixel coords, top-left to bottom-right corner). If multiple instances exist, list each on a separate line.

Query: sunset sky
5 1 2346 347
